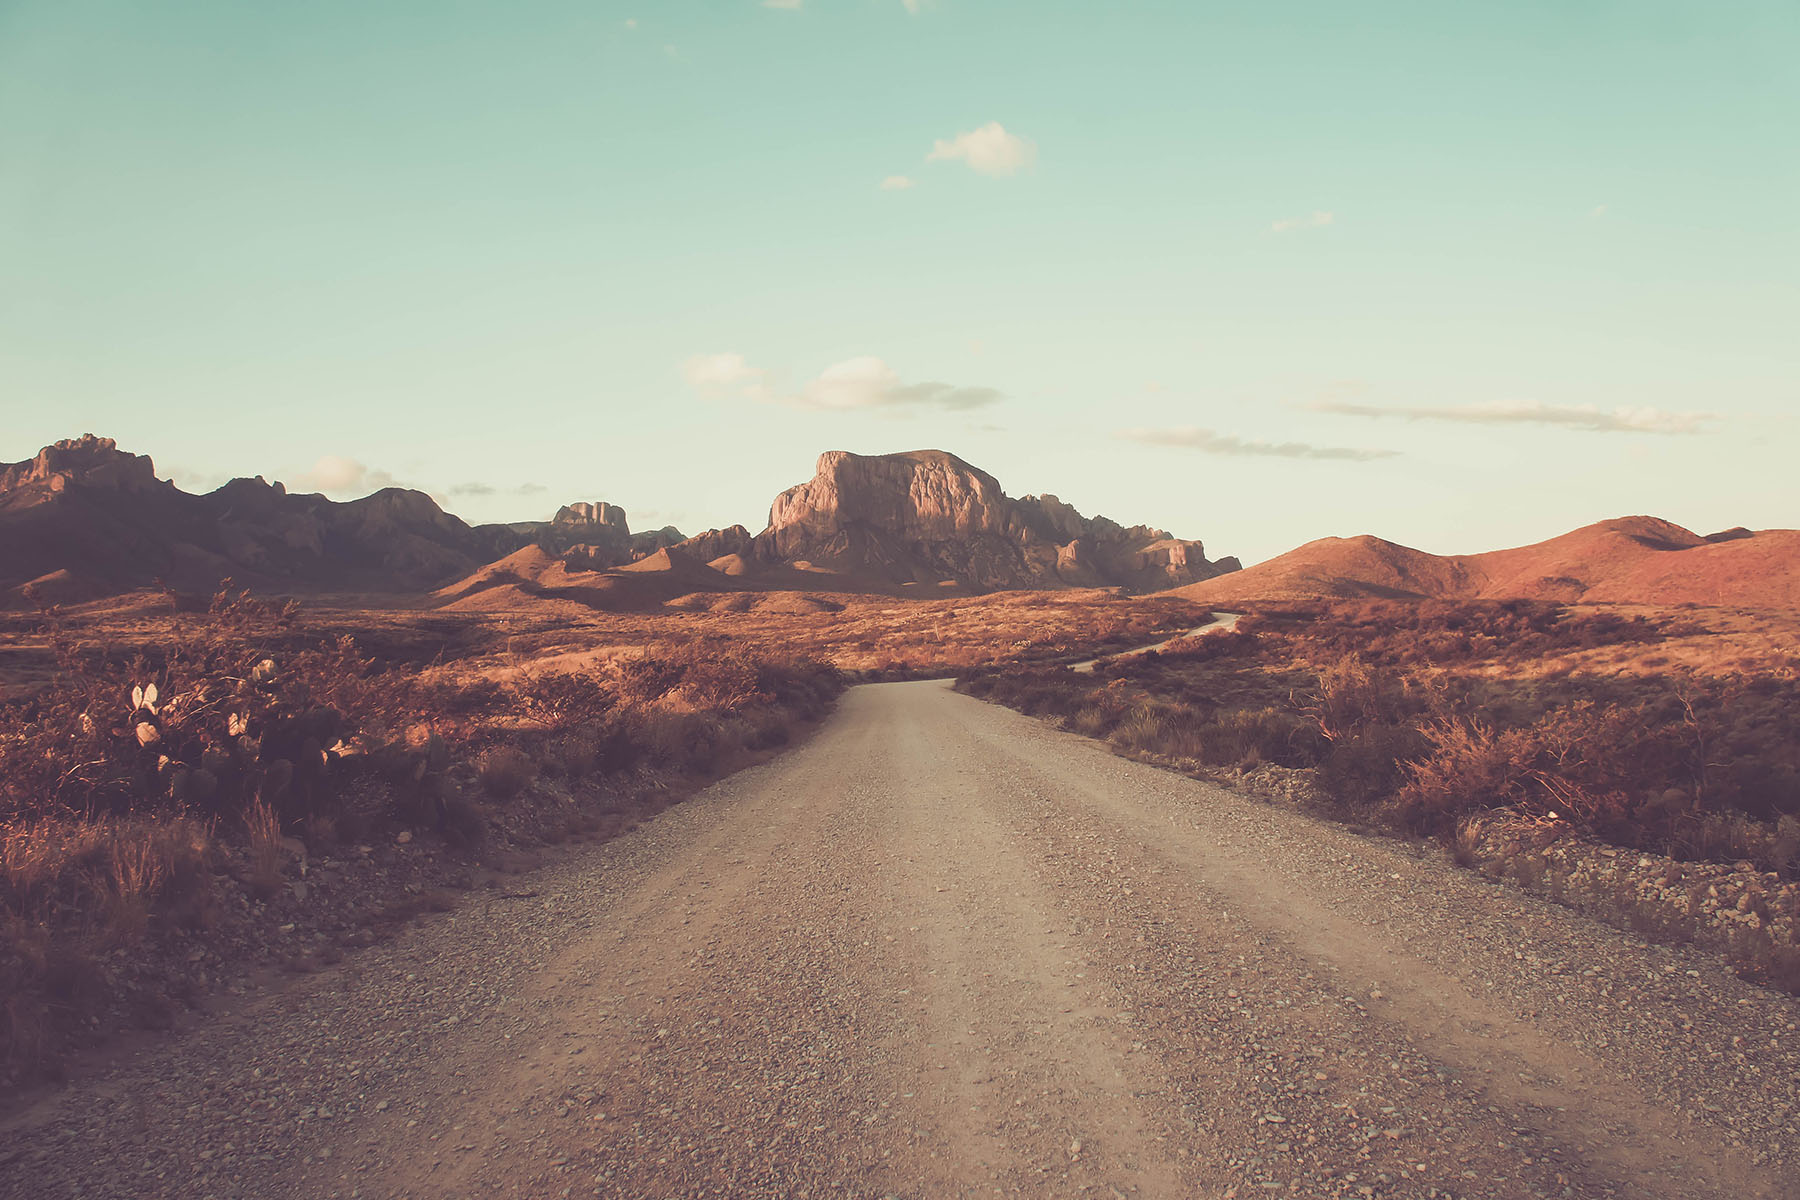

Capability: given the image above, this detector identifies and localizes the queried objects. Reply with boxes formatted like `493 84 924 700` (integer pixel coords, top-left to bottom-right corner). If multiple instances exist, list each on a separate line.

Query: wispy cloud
1313 400 1718 435
445 481 549 498
763 0 803 9
294 455 400 494
797 356 1001 411
927 121 1035 177
1591 203 1608 218
1271 210 1334 233
880 174 915 191
682 352 773 401
902 0 923 12
1119 427 1397 461
684 351 999 413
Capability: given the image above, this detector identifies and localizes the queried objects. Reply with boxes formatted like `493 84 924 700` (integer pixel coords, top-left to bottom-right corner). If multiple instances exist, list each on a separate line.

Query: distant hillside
431 448 1240 610
0 436 521 605
2 436 1237 609
1169 517 1800 610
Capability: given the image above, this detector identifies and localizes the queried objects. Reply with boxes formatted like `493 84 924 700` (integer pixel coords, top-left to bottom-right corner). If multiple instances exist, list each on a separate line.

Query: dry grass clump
2 814 215 1077
476 747 535 799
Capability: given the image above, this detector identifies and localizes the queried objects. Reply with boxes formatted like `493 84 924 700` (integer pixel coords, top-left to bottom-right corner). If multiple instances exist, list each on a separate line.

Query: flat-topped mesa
751 449 1234 592
0 434 164 496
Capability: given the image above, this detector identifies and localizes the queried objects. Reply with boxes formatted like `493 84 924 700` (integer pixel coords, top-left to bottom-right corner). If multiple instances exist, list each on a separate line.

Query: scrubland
0 583 1199 1084
960 599 1800 990
0 585 848 1082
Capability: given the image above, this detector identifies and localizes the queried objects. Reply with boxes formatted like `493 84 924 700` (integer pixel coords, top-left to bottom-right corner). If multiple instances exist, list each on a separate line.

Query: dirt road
7 681 1799 1199
1069 612 1243 673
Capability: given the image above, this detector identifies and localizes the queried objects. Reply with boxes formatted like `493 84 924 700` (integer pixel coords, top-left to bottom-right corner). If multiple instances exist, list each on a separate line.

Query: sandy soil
5 681 1797 1199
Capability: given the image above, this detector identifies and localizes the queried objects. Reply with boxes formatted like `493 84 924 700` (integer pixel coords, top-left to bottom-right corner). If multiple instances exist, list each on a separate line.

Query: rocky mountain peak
0 434 163 496
750 449 1233 592
554 501 630 533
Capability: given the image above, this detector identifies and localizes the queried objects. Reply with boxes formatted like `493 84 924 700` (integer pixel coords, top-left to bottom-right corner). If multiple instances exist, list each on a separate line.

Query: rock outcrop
485 500 688 571
0 434 163 495
748 449 1233 592
672 525 755 564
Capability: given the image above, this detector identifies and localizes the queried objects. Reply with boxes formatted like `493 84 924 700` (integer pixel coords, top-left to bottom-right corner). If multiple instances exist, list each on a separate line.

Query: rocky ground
3 681 1796 1199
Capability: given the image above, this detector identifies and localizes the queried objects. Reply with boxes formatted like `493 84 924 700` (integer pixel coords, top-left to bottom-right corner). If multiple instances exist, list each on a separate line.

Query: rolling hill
1170 517 1800 610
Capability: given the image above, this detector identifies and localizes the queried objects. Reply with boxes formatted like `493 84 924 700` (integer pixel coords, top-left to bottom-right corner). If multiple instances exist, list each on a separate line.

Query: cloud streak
797 355 1001 411
682 351 998 413
445 481 548 498
1313 400 1717 435
1119 426 1397 461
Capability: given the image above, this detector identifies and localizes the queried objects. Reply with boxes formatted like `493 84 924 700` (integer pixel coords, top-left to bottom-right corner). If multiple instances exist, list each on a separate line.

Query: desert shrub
557 730 603 777
1314 723 1431 814
1158 628 1262 662
440 793 488 847
476 747 534 800
1112 701 1184 755
243 798 285 894
633 709 728 773
742 708 793 751
512 669 614 727
1069 703 1119 739
1205 706 1324 768
1305 655 1421 740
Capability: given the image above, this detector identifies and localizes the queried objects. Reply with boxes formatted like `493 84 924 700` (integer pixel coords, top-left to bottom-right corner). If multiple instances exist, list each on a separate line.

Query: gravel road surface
5 680 1797 1199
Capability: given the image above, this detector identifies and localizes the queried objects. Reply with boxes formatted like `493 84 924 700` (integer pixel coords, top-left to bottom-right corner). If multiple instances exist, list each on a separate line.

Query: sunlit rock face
752 449 1236 592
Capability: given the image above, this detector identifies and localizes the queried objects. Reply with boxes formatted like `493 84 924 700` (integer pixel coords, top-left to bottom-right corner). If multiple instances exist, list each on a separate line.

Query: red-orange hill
1167 517 1800 610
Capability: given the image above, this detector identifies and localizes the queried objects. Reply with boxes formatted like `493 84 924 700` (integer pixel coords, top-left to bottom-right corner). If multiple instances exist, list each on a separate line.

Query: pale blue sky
2 0 1795 564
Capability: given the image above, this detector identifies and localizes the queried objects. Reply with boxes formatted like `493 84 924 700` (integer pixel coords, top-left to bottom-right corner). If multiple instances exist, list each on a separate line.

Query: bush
476 747 534 800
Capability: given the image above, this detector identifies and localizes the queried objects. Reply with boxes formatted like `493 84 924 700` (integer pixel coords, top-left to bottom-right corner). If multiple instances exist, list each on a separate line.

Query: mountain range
6 435 1793 613
0 436 1234 609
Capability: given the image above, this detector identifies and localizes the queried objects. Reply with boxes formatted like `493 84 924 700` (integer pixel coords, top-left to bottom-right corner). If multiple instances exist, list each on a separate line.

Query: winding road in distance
7 681 1798 1199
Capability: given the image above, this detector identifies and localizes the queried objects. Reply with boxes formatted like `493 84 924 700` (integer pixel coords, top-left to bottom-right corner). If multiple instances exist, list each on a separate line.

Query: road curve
1070 612 1244 673
5 681 1798 1199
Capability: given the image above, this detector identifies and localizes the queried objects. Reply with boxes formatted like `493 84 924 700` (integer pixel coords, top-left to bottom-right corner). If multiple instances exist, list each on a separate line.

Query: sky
1 0 1795 565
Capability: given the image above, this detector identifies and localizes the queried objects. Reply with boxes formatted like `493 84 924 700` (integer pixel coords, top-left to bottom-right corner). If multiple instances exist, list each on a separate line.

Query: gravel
2 679 1794 1199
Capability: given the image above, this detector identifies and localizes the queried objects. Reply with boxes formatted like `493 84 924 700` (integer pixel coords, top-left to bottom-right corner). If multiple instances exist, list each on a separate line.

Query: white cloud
446 481 549 498
294 456 400 495
682 352 767 389
623 17 637 29
797 356 1001 411
926 121 1035 177
1271 210 1334 233
880 174 915 190
682 352 773 403
1313 399 1718 435
685 351 1000 413
763 0 803 8
1591 203 1608 217
1119 427 1397 461
902 0 923 12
